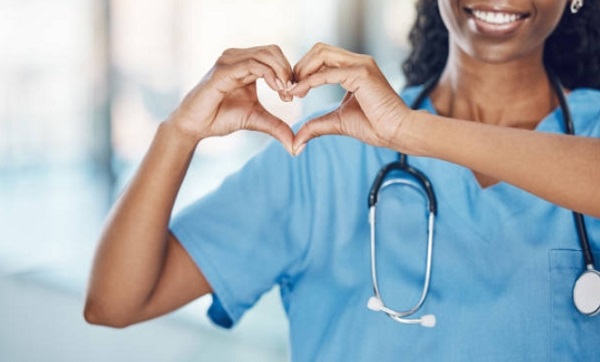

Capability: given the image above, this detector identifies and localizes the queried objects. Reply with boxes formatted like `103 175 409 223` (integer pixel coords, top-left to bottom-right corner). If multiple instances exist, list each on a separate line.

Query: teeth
472 10 520 25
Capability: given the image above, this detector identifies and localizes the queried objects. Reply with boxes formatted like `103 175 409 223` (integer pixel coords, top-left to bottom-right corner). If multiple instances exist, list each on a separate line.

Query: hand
166 45 296 154
288 43 411 155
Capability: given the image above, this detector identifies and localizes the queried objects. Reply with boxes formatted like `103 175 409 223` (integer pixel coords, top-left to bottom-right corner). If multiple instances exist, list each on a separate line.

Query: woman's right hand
166 45 296 154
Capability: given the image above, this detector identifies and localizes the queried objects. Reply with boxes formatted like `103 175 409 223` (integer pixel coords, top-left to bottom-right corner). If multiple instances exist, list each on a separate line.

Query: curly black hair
402 0 600 89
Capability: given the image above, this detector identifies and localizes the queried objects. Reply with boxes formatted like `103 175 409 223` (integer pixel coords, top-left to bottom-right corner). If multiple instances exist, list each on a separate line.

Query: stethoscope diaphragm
573 268 600 316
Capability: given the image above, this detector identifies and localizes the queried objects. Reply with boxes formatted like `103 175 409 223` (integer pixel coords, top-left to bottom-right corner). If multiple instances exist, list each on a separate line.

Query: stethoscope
366 72 600 327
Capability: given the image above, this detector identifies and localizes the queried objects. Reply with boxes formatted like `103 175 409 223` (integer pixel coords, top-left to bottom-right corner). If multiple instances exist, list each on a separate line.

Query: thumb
245 106 295 155
292 110 342 156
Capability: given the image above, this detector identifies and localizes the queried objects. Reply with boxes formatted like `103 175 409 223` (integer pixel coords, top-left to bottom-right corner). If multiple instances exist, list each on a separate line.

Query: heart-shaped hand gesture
166 43 412 156
289 43 411 154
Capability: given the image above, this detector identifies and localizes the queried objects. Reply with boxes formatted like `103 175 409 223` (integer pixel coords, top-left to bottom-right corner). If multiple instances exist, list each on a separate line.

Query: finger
261 45 294 86
287 66 365 98
293 43 362 81
251 45 294 85
222 45 293 89
245 106 295 155
278 92 293 102
293 43 337 80
214 59 281 94
292 110 343 155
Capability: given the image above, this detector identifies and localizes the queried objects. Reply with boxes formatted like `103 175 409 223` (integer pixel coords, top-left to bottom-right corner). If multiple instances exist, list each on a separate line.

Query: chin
456 36 543 66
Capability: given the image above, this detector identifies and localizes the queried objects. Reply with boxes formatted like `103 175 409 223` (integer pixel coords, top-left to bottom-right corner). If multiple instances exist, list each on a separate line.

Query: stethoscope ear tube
548 70 600 315
368 70 598 327
368 173 437 327
368 162 437 215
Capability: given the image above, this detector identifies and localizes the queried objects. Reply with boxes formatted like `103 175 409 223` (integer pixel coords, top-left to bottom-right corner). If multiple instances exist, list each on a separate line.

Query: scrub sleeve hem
169 223 242 328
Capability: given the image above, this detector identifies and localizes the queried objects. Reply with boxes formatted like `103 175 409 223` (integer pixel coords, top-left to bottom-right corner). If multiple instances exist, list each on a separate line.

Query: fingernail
276 78 284 91
294 143 306 157
286 82 298 92
287 81 293 89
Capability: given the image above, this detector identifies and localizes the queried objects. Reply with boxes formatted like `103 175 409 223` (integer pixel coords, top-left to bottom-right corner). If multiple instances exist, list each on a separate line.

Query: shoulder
568 88 600 137
569 88 600 108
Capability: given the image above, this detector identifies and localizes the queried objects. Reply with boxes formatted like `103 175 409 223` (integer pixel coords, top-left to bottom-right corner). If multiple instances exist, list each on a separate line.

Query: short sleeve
170 140 311 328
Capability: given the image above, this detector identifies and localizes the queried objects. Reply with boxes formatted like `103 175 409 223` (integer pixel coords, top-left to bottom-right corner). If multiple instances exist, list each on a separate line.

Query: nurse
85 0 600 360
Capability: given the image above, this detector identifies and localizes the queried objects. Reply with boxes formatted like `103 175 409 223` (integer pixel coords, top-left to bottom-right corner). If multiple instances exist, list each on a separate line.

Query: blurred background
0 0 417 360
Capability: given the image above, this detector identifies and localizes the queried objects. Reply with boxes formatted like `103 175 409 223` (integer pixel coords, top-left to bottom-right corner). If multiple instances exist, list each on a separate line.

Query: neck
430 47 557 129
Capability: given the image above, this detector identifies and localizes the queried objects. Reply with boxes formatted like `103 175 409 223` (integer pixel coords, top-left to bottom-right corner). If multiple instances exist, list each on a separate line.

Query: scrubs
170 86 600 361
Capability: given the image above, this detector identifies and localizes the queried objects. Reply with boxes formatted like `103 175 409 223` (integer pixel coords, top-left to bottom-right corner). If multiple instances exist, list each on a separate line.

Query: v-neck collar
408 89 582 243
419 90 579 191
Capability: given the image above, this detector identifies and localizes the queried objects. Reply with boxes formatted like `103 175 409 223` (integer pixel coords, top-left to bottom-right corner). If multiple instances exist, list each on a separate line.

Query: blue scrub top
170 86 600 361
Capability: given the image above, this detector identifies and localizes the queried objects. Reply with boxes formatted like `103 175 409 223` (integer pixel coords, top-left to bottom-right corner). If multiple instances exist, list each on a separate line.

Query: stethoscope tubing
369 179 435 318
368 69 598 325
548 71 596 269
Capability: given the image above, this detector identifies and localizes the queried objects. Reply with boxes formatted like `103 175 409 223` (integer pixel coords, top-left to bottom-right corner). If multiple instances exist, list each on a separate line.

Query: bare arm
402 112 600 217
289 43 600 218
84 45 295 327
84 124 210 327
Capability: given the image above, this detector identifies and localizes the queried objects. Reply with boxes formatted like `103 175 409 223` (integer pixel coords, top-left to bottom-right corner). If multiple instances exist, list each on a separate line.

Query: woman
85 0 600 360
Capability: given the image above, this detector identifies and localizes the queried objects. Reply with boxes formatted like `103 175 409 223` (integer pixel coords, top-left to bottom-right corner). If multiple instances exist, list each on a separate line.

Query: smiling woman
84 0 600 361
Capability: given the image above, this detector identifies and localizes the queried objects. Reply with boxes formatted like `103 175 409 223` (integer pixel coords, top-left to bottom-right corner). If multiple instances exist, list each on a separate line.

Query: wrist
389 109 428 156
158 118 203 153
162 108 207 145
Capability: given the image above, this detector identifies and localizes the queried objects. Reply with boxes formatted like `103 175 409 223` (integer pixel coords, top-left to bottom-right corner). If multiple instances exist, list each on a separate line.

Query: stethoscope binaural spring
366 71 600 327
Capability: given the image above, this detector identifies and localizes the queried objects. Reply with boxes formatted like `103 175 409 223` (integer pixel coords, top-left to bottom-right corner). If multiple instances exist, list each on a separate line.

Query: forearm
84 45 297 327
401 111 600 217
86 121 198 322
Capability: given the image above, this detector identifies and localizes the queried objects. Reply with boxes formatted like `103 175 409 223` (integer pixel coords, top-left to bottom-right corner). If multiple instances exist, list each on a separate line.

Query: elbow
83 299 136 329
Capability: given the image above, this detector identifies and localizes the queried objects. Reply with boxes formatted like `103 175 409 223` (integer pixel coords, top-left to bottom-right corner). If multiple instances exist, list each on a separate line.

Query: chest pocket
549 249 600 361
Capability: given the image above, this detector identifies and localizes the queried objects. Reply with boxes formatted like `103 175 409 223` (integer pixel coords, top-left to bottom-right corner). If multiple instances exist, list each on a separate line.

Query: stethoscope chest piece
573 268 600 316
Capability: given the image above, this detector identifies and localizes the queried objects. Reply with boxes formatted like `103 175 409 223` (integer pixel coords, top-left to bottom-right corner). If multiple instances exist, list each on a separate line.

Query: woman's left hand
288 43 411 155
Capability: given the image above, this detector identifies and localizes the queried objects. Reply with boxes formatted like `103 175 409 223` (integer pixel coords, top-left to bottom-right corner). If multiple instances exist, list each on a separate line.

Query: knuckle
222 47 238 57
313 42 328 54
257 47 271 57
316 44 327 55
356 64 371 77
267 44 281 54
215 56 228 66
242 58 258 69
360 54 375 64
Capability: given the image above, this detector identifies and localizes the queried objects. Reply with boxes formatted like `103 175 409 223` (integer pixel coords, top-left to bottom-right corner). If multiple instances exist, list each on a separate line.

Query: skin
84 1 600 327
84 45 295 326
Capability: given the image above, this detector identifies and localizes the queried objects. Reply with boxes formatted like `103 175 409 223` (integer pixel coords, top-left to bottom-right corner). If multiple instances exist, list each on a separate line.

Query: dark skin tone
432 0 568 187
84 0 600 328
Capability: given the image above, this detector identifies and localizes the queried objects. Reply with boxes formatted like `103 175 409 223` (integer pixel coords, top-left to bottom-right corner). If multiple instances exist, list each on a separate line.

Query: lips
465 7 530 36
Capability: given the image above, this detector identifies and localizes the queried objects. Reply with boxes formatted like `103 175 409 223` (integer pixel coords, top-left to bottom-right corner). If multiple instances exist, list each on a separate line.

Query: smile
471 10 523 25
465 7 530 36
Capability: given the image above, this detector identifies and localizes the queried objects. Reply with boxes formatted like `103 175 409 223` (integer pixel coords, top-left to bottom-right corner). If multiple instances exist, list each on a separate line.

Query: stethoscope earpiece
367 297 437 327
573 268 600 316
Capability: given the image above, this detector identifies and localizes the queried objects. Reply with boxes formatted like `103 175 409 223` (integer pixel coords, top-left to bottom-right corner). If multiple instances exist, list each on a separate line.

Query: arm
84 45 295 328
289 43 600 218
402 113 600 217
84 124 210 327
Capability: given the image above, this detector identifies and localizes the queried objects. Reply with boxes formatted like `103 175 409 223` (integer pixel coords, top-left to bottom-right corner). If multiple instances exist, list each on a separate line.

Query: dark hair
402 0 600 89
